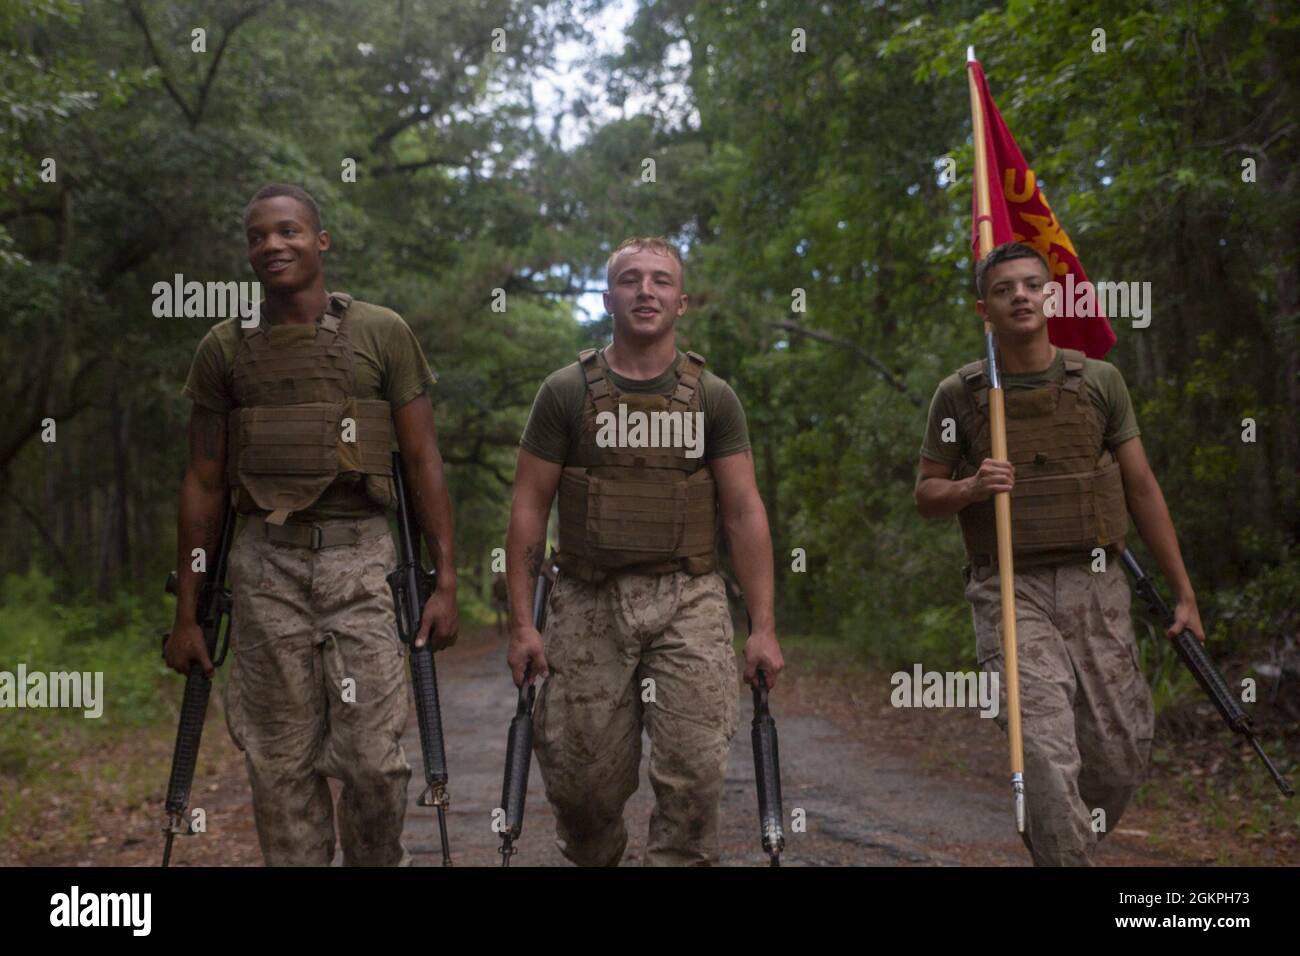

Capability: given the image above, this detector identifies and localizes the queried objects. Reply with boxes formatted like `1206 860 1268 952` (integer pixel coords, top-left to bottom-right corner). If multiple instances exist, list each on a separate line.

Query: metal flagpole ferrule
985 330 1001 388
1012 772 1025 832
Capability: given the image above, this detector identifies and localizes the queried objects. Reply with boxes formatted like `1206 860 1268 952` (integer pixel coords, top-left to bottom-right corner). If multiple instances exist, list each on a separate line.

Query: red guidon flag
969 58 1116 358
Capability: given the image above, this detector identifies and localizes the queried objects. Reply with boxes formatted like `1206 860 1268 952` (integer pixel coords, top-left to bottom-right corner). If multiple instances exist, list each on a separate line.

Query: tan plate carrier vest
226 292 396 524
556 347 718 583
955 348 1128 567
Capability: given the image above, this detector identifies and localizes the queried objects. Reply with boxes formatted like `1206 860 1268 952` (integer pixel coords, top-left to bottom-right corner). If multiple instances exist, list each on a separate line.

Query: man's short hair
244 183 322 233
975 241 1050 298
605 236 684 288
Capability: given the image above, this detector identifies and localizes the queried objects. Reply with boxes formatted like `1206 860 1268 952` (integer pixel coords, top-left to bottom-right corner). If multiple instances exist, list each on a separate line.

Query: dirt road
23 625 1191 867
405 628 1175 867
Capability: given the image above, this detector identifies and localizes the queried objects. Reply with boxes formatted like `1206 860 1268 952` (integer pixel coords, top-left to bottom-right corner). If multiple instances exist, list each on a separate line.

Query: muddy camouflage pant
224 516 412 866
965 555 1155 866
533 569 740 866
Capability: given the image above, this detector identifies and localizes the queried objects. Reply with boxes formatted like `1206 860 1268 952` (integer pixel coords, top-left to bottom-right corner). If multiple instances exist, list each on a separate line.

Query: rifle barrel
390 451 454 864
159 500 235 868
751 668 785 865
1120 549 1293 798
498 565 551 865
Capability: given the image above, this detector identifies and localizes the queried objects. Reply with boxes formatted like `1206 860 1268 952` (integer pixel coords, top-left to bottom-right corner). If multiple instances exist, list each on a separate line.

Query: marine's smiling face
603 247 688 340
245 196 329 292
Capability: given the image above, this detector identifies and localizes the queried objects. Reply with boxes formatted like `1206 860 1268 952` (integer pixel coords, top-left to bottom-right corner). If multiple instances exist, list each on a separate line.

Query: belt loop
310 525 323 550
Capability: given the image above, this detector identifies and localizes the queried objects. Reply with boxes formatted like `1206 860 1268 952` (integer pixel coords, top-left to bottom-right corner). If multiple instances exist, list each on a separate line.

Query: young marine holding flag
913 56 1206 866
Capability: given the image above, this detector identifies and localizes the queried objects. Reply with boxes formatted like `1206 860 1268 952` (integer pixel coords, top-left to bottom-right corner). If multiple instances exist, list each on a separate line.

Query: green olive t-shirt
520 349 751 465
182 298 436 520
920 349 1139 469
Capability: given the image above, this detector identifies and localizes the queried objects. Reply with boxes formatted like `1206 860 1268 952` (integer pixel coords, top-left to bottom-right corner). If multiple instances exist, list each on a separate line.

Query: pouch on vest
955 349 1129 564
226 293 395 523
562 464 716 559
556 348 718 581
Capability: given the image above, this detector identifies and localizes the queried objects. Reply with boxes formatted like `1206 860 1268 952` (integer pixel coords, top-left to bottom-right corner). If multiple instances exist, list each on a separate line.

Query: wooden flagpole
967 46 1025 833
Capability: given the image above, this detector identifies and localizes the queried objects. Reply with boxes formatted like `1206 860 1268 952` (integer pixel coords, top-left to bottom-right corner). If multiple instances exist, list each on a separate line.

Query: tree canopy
2 0 1296 673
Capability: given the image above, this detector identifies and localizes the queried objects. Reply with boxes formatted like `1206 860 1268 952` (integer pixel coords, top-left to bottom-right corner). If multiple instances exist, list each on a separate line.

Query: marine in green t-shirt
913 241 1205 869
164 183 459 868
503 235 783 867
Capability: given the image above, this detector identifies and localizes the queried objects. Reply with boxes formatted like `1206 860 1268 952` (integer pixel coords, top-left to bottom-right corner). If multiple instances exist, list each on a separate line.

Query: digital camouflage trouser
533 569 740 866
225 515 412 866
965 555 1155 866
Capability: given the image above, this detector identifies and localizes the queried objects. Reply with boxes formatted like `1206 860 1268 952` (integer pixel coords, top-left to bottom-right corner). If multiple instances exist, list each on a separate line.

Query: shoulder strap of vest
669 350 707 414
1059 348 1086 394
580 347 616 415
957 359 990 411
237 292 352 345
240 303 267 344
957 350 1083 405
318 291 352 340
578 347 707 415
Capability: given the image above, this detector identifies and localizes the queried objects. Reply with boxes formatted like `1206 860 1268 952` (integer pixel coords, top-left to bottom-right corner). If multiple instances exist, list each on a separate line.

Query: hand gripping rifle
1121 549 1293 797
386 451 454 865
498 555 554 866
160 501 236 867
750 613 785 866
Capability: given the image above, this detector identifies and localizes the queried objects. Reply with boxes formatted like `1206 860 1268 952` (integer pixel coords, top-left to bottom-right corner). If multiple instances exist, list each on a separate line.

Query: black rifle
160 501 236 867
1121 549 1293 797
751 624 785 866
498 558 553 866
386 451 454 865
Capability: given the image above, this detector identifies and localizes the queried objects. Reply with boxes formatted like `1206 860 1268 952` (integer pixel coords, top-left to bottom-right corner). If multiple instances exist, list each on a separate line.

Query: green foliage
2 0 1296 691
0 565 192 854
0 0 591 596
1133 614 1200 713
585 0 1300 679
0 566 179 849
0 567 171 733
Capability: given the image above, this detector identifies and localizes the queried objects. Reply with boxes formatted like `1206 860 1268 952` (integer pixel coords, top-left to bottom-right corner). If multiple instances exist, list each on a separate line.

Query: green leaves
0 0 1295 682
